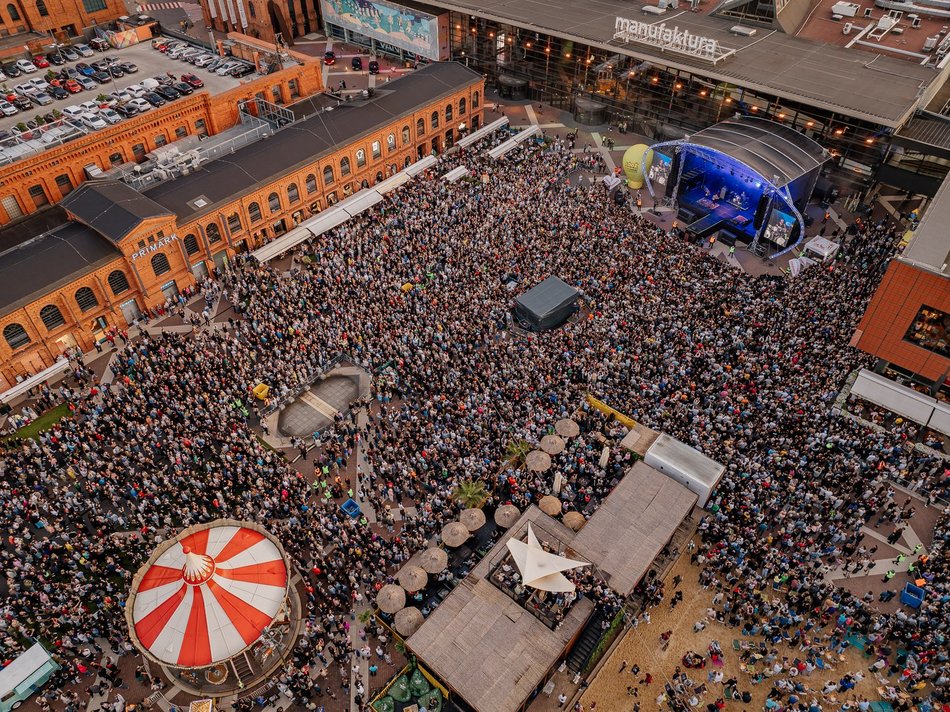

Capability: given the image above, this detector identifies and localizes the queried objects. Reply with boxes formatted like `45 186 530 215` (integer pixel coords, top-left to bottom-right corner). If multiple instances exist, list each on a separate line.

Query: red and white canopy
130 523 288 668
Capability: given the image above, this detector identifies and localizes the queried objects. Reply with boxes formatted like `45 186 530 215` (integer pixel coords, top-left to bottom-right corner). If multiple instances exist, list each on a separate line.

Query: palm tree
505 438 532 467
453 479 488 508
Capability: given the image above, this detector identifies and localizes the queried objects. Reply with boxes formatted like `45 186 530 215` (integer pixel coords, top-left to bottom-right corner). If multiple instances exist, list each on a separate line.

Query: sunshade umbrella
395 607 425 637
397 565 428 592
494 504 521 529
441 521 470 547
418 547 449 574
540 434 566 455
376 584 406 614
555 419 580 438
563 511 587 531
525 450 552 472
539 495 562 516
460 507 487 531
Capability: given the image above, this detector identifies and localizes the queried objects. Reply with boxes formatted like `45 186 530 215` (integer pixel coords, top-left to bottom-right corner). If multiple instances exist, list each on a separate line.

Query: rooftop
420 0 941 125
902 171 950 274
62 180 172 244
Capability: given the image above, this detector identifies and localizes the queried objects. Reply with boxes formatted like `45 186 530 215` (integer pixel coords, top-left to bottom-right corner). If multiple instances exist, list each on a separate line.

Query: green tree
505 438 532 466
453 479 488 508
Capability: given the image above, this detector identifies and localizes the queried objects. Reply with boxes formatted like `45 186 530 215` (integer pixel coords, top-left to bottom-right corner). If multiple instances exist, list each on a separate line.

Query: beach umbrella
418 547 448 574
539 495 562 516
376 584 406 614
460 507 486 531
555 419 580 438
563 511 587 531
395 606 425 637
494 504 521 529
397 565 428 592
540 434 566 455
525 450 552 472
441 521 470 547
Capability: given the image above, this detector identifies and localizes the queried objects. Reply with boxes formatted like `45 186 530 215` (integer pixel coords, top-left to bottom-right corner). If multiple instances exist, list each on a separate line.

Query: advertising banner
319 0 442 60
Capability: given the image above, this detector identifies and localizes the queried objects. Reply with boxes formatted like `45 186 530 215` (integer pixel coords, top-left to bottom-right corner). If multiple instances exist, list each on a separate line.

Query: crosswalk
137 2 183 11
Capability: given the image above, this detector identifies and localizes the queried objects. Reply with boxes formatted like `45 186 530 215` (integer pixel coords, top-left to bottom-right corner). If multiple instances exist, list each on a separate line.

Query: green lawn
10 403 71 440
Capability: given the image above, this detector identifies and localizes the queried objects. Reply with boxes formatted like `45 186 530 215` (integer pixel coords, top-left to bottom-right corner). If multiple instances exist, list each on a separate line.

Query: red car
32 55 50 68
64 79 82 93
181 73 204 88
323 50 335 65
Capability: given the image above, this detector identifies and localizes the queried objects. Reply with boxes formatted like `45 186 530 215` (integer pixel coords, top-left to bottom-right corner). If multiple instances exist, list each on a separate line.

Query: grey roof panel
514 276 579 320
61 180 172 243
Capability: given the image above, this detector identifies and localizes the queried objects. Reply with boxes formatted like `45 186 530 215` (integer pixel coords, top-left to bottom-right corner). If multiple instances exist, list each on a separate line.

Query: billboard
320 0 443 60
763 207 794 247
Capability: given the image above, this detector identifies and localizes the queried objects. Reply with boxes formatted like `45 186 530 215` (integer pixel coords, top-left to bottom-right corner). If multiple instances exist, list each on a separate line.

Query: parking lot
0 39 250 135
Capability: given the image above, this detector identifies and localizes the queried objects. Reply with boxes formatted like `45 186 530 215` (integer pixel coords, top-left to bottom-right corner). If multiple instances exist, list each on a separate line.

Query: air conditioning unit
843 21 854 33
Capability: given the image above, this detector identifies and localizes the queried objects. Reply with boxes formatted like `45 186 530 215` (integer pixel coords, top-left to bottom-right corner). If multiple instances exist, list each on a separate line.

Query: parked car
368 60 379 74
126 84 147 98
167 44 192 59
351 56 362 71
28 78 50 92
108 66 124 78
61 47 79 61
46 52 65 66
89 38 109 52
118 62 138 73
31 92 52 106
155 85 180 101
113 103 139 118
13 83 35 96
64 79 82 93
91 60 110 72
104 55 120 65
42 111 57 123
127 97 151 112
32 55 49 68
151 38 169 49
215 61 241 75
76 63 95 77
98 107 121 124
0 129 14 142
323 50 335 65
49 86 68 100
0 100 16 116
230 63 254 77
76 77 96 91
78 100 101 113
81 113 106 130
61 68 81 80
152 75 174 87
74 44 94 57
141 77 160 90
181 73 204 88
92 71 110 84
142 91 165 107
193 54 215 68
172 81 194 95
1 63 20 78
179 48 203 62
111 89 133 102
11 96 32 110
61 105 85 120
15 59 37 73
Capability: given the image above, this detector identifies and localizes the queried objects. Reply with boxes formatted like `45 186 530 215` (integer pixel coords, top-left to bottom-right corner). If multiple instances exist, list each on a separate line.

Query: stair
566 609 605 673
232 652 254 682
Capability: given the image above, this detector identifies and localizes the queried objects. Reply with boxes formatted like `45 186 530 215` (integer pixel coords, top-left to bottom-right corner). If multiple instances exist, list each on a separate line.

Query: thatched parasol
418 547 449 574
441 521 470 547
460 507 487 532
525 450 552 472
397 565 428 592
539 495 562 516
540 434 566 455
563 511 587 531
395 606 425 637
555 419 580 438
494 504 521 529
376 584 406 614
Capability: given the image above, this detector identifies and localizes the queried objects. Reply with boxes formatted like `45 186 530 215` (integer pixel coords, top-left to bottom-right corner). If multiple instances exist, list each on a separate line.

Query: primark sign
131 234 178 261
613 16 735 63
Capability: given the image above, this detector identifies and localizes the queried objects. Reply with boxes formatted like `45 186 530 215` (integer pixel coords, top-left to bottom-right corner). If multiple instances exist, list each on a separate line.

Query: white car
15 59 37 73
193 54 215 67
31 92 52 106
28 78 50 94
111 89 133 103
98 108 121 124
74 44 94 57
78 100 101 114
216 61 241 75
0 100 16 116
166 45 191 59
13 82 34 96
127 98 151 113
126 84 147 98
80 113 107 130
61 105 85 121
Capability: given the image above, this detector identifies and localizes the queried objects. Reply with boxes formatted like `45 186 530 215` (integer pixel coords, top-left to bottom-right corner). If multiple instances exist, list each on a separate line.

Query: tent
803 236 840 261
513 277 580 331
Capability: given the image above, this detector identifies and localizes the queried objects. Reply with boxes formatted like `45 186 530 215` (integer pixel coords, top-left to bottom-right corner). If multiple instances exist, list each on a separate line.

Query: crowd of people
0 123 947 712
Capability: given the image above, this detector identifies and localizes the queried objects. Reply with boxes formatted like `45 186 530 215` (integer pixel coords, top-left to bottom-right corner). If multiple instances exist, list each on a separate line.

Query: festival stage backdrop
764 207 795 247
648 151 672 186
319 0 444 60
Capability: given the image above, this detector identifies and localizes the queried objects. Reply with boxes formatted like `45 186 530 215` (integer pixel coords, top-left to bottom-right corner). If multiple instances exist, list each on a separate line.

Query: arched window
459 97 466 115
108 270 129 296
472 91 480 108
248 202 262 223
206 223 221 243
7 3 19 20
372 140 381 159
108 151 123 166
287 183 299 203
267 192 280 213
340 157 351 176
323 165 334 185
402 126 411 145
35 0 47 15
39 304 64 330
430 111 439 129
305 174 317 194
375 171 383 184
3 323 29 350
151 252 171 277
387 133 396 151
74 287 98 312
416 117 425 136
226 213 241 233
184 233 199 255
445 103 453 122
355 149 366 168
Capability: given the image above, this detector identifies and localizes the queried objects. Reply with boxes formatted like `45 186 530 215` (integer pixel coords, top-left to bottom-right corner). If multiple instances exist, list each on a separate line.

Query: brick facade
0 0 125 49
0 77 484 387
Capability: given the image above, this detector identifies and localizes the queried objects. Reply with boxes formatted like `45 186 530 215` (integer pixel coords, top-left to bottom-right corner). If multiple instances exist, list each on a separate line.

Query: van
0 644 60 712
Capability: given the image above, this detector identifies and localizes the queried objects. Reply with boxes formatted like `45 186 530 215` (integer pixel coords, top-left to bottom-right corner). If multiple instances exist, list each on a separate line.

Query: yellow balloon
622 144 653 189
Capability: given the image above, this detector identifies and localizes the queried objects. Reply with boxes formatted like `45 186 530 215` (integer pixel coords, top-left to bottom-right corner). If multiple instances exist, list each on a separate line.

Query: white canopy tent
506 523 588 593
850 368 950 436
488 125 542 160
803 236 840 262
457 116 510 148
0 358 71 404
442 166 469 183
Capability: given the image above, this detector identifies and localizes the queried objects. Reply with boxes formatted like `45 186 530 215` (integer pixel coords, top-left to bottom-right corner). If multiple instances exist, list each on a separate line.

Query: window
473 91 480 108
356 149 366 168
445 103 453 122
305 174 317 194
372 141 381 159
2 195 22 220
248 1 254 16
327 191 338 205
267 192 280 213
82 0 107 10
28 184 48 209
227 213 242 233
459 98 466 115
288 79 299 98
154 134 167 148
35 0 47 15
194 119 207 136
132 143 146 161
287 183 299 203
55 173 72 196
6 3 18 20
151 253 171 277
109 152 123 166
3 323 28 350
402 126 410 145
39 304 65 330
206 223 221 243
905 305 950 358
75 287 98 312
417 117 425 136
387 133 396 152
248 202 262 223
323 165 334 185
108 270 130 296
184 233 200 255
430 111 439 129
340 157 351 176
175 126 188 139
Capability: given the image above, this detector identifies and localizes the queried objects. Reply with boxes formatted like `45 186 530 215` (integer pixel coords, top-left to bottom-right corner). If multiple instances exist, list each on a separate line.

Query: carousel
125 519 301 695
